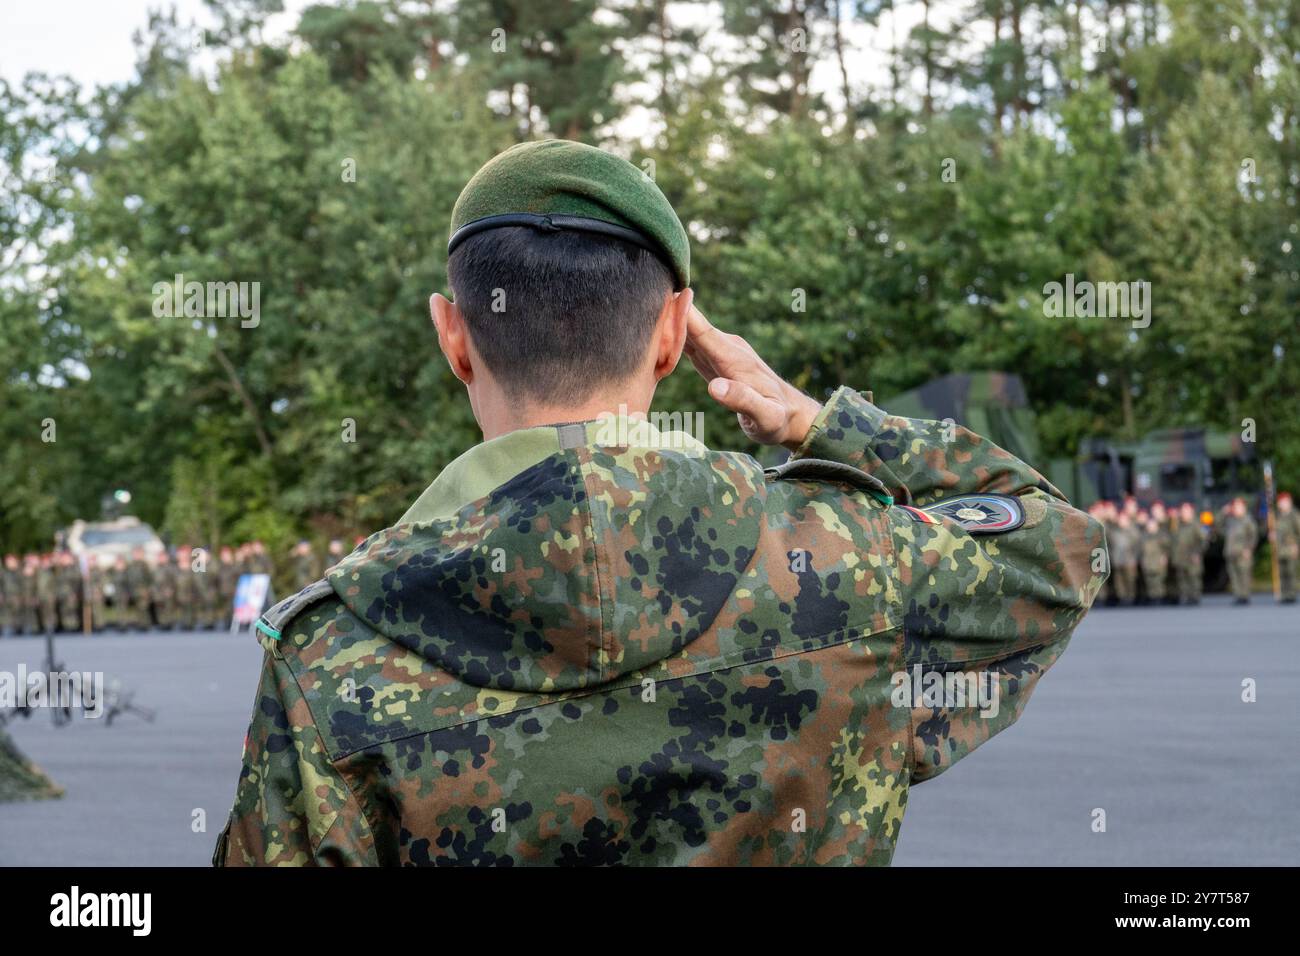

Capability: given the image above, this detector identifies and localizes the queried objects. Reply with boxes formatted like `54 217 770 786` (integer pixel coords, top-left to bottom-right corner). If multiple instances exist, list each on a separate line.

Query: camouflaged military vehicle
878 371 1046 465
63 516 165 563
880 372 1258 587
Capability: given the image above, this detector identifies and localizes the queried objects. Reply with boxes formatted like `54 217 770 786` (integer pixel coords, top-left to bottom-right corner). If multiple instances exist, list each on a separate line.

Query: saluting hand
683 305 823 452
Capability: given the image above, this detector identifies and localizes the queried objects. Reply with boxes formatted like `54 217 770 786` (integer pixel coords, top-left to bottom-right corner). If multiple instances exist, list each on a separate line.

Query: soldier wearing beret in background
1139 514 1170 604
216 140 1106 867
1222 497 1258 605
1273 492 1300 603
1108 511 1140 605
1172 502 1208 605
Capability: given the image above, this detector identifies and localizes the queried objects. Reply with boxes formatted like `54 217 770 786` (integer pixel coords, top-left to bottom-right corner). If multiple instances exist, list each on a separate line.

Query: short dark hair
447 226 674 405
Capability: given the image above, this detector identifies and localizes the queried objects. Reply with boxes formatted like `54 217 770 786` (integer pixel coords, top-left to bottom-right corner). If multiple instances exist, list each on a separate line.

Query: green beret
449 140 689 290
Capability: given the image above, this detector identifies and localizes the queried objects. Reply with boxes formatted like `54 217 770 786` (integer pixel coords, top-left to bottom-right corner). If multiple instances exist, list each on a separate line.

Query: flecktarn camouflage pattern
0 726 63 802
214 386 1105 866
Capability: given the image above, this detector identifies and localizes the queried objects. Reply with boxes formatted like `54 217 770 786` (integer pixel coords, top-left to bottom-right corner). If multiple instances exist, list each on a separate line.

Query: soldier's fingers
707 378 784 436
685 306 742 368
685 304 721 345
682 339 721 383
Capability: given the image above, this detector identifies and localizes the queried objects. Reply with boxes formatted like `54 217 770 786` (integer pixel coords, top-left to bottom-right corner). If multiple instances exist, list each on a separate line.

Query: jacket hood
327 444 766 694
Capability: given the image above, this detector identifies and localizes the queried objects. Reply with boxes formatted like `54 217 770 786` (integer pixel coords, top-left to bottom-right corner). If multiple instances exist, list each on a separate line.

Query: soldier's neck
476 387 655 442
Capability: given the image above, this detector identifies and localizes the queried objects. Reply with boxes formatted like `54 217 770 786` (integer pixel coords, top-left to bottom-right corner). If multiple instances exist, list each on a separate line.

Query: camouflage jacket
1139 530 1169 571
214 386 1104 867
1172 522 1207 565
1106 523 1138 567
1275 510 1300 559
1224 514 1258 556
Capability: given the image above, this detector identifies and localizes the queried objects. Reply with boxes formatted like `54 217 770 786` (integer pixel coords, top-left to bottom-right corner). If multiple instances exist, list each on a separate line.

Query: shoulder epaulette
254 578 336 643
765 457 894 506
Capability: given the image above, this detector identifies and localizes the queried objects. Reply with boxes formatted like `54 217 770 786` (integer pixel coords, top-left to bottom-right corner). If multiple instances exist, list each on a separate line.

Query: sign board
231 574 272 629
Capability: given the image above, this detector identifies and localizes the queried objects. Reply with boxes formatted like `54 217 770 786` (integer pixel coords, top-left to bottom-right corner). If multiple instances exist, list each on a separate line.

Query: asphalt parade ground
0 594 1295 866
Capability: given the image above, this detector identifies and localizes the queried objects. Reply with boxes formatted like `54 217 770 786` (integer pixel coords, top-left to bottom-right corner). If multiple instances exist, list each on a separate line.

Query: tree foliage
1 0 1296 551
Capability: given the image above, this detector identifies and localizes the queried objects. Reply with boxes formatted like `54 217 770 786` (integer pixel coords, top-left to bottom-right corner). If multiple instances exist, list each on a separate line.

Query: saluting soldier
1172 502 1208 604
216 142 1106 867
1222 497 1259 605
1273 491 1300 603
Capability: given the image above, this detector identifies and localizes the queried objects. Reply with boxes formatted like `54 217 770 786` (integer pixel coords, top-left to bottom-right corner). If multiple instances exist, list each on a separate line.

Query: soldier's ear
431 293 474 385
653 287 692 381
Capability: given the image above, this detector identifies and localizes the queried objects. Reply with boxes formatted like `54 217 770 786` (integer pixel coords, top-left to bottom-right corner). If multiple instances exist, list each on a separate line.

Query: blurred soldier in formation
1273 492 1300 603
1172 502 1207 605
0 536 362 633
1089 502 1116 605
1222 497 1259 605
247 540 273 577
84 554 107 631
195 547 220 629
36 554 58 634
1139 515 1170 604
151 550 177 630
124 546 154 629
1152 502 1174 602
174 546 198 630
0 554 19 635
290 540 321 591
20 557 40 634
1109 511 1140 604
54 552 82 632
217 545 241 628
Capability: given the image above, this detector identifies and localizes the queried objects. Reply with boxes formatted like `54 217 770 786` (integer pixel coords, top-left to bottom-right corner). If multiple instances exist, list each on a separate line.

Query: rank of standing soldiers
4 504 1297 633
0 539 350 635
1090 491 1300 606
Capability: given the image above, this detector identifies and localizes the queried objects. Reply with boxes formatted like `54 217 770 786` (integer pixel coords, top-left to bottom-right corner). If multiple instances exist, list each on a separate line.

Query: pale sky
1 0 961 105
0 0 313 87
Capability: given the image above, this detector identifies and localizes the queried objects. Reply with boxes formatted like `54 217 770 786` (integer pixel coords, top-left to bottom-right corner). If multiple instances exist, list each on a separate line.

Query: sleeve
795 386 1106 782
213 645 378 866
792 385 1062 505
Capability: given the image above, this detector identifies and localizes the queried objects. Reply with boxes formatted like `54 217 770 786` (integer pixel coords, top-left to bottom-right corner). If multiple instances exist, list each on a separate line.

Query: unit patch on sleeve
919 493 1026 534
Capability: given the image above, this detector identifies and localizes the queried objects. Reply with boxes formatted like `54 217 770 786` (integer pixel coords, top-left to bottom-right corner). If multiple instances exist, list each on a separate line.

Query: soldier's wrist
781 392 823 453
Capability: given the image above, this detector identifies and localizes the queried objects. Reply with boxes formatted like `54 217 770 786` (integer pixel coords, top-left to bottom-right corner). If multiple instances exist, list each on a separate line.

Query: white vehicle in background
64 517 165 563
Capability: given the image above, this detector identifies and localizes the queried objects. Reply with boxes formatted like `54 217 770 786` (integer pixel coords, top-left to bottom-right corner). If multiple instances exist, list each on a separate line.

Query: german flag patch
898 505 937 524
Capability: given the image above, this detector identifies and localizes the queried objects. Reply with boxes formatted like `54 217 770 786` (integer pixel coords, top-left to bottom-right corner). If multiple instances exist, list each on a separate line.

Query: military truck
880 371 1258 588
879 371 1046 465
